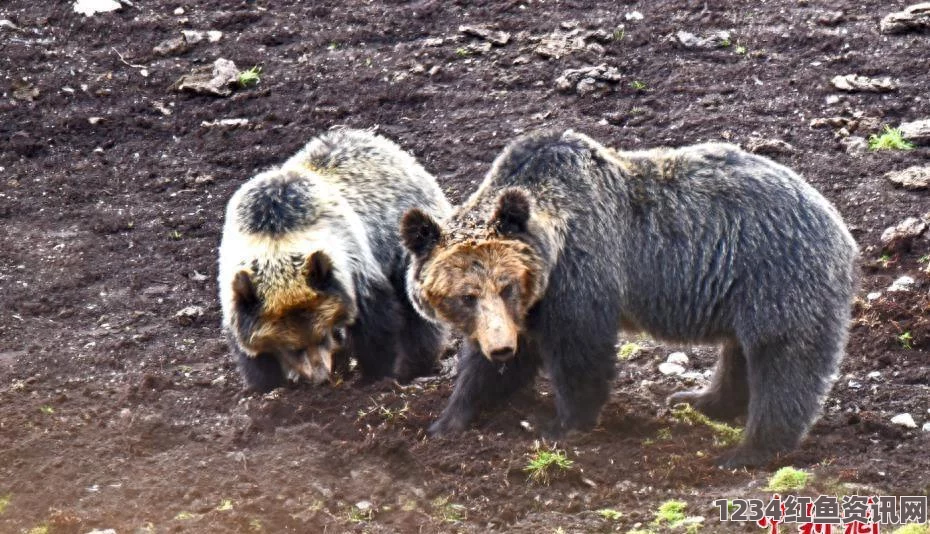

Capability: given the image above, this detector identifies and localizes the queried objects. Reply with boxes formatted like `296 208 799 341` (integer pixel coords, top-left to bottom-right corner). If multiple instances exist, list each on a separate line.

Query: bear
400 129 858 468
219 128 451 393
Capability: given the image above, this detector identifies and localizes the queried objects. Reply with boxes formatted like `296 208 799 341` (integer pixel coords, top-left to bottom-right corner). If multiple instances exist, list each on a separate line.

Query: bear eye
459 294 478 308
499 282 518 300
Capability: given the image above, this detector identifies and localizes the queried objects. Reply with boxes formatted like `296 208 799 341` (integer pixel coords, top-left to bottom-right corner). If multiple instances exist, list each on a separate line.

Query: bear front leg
429 338 540 436
349 284 404 380
392 299 446 383
235 348 287 393
542 336 616 437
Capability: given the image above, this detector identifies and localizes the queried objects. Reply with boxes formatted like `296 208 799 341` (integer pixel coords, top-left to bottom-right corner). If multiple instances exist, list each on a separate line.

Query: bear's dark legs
541 333 617 435
719 334 843 468
429 338 541 436
667 341 749 422
349 283 404 380
392 301 445 383
236 349 286 393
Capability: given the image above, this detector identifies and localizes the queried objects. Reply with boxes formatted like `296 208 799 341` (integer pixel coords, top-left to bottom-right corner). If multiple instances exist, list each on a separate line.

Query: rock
923 422 930 432
885 166 930 190
831 74 896 93
658 362 685 376
73 0 121 17
867 371 882 380
866 291 882 301
625 11 644 21
535 28 610 59
880 217 927 250
0 19 19 31
666 352 689 366
201 118 249 128
555 64 622 95
175 305 205 325
847 379 862 389
880 3 930 34
155 30 223 56
173 6 184 15
355 500 373 512
888 276 916 292
891 413 917 429
676 30 731 49
459 25 510 46
745 137 795 156
172 58 240 97
840 136 868 155
899 119 930 144
11 79 39 101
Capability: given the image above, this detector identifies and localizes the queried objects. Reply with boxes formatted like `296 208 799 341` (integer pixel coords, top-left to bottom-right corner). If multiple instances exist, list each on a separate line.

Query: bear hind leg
393 303 445 383
667 340 749 423
719 334 843 468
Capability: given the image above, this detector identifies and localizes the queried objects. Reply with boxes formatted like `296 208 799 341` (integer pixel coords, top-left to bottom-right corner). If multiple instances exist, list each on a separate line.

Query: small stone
676 30 731 49
840 136 868 155
519 420 533 432
866 292 882 301
745 137 795 156
459 25 511 46
73 0 121 17
175 305 205 325
899 119 930 144
355 500 372 512
891 413 917 428
666 352 689 366
831 74 896 93
825 94 841 105
88 117 103 125
172 58 239 97
880 3 930 34
0 19 19 31
201 118 249 128
174 6 184 15
888 275 915 292
867 371 882 380
880 217 927 250
847 379 862 389
658 362 685 376
885 166 930 190
625 11 644 21
152 101 172 116
923 422 930 432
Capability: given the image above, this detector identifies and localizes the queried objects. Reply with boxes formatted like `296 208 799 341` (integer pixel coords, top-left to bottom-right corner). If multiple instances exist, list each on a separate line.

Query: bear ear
491 189 532 236
305 251 335 292
232 271 259 309
401 208 443 259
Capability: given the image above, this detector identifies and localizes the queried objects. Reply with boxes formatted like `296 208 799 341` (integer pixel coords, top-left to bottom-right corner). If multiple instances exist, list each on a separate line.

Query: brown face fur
420 239 543 361
233 254 351 384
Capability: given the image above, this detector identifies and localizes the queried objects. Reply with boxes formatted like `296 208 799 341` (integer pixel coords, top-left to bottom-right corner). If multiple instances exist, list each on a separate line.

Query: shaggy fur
402 129 858 468
219 128 451 391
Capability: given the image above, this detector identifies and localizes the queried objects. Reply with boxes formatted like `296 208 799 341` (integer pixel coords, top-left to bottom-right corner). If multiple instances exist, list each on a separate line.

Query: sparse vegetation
0 494 10 515
174 511 196 520
39 405 54 415
618 342 642 360
766 467 810 492
630 80 647 91
237 66 262 88
216 499 234 511
455 47 471 57
597 508 622 520
358 399 410 423
348 503 373 523
898 331 914 349
524 443 573 484
169 230 183 240
670 403 742 447
892 524 930 534
26 525 48 534
613 28 626 41
654 500 687 525
869 126 915 151
432 496 466 523
735 44 747 55
878 253 893 268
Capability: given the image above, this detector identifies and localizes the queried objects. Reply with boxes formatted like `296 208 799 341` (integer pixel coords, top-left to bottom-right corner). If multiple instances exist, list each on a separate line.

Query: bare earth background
1 1 929 532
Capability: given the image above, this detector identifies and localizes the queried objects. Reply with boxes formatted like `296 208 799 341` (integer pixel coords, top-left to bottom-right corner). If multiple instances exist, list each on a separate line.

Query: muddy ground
1 1 929 533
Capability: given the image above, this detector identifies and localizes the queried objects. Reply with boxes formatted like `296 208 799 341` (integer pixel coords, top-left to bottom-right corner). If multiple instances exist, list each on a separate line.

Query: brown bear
400 129 858 468
219 128 451 392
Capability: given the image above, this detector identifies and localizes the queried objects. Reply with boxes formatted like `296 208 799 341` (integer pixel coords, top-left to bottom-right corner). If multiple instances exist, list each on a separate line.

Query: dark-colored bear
401 129 858 468
219 128 451 392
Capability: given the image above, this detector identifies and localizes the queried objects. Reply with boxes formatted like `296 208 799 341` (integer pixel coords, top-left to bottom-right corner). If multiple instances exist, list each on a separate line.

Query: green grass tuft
597 508 622 520
237 66 262 87
0 494 10 516
524 444 573 485
670 403 742 447
766 467 811 492
869 126 915 151
654 500 688 525
618 342 642 360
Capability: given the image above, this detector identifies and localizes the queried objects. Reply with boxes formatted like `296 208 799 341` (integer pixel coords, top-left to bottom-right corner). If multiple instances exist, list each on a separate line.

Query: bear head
230 251 355 385
401 189 545 362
